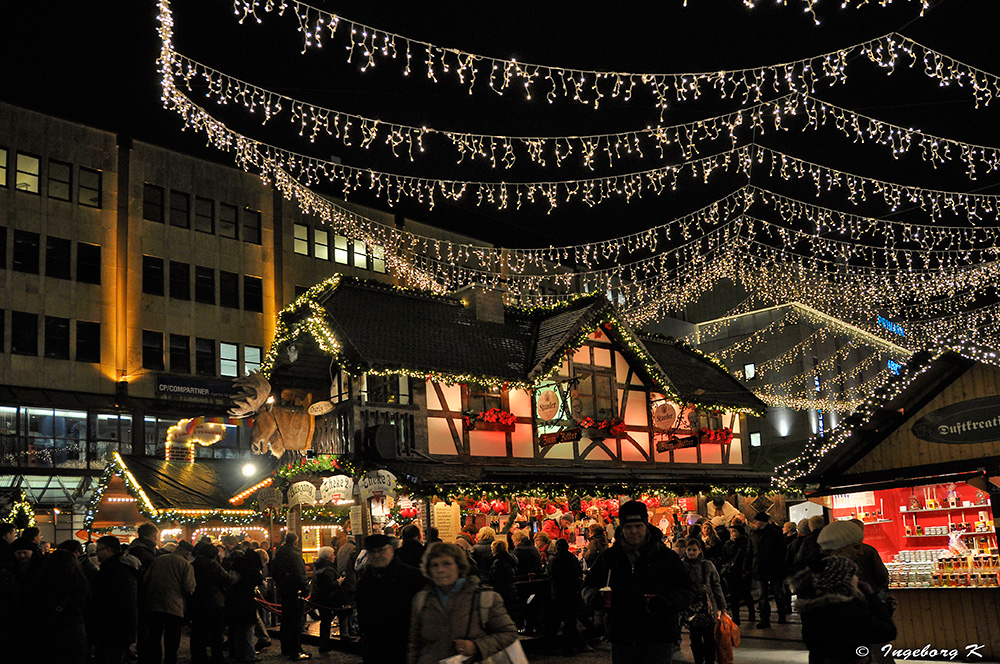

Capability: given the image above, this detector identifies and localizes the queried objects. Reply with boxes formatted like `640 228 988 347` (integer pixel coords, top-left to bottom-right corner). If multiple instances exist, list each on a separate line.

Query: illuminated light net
156 0 1000 379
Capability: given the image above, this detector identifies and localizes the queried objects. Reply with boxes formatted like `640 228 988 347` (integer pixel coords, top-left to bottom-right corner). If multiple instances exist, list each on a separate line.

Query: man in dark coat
271 533 311 660
511 530 542 577
354 534 425 664
92 536 140 664
395 524 425 568
0 522 15 566
748 512 788 627
582 500 693 663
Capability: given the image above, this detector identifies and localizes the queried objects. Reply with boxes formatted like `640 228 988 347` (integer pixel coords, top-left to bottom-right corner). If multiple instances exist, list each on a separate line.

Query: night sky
2 0 999 249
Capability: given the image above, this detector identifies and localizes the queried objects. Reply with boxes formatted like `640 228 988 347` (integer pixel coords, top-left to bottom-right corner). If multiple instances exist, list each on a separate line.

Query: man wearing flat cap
582 500 693 663
355 534 425 664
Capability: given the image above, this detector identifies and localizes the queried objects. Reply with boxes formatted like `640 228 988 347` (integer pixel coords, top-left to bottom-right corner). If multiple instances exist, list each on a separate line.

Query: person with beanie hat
791 555 896 663
581 500 694 663
818 521 864 554
847 519 890 596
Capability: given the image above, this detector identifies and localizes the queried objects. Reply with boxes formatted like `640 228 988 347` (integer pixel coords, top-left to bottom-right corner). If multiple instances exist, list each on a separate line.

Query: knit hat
316 546 336 561
813 555 858 595
619 500 648 524
363 534 392 550
817 520 864 551
797 518 811 535
11 538 34 553
753 512 770 524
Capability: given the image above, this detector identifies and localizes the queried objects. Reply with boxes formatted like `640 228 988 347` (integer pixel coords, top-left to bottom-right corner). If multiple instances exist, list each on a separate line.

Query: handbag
464 588 530 664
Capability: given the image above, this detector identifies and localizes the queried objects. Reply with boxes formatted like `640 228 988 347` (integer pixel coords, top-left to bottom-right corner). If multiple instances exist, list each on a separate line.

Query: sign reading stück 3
911 396 1000 444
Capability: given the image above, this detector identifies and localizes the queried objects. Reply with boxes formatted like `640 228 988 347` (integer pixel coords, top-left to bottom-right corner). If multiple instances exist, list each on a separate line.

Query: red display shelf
904 531 996 539
901 506 990 514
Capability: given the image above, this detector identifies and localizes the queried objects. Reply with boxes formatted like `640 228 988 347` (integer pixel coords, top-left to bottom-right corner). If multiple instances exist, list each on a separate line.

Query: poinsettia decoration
698 427 734 445
463 407 517 431
579 417 627 438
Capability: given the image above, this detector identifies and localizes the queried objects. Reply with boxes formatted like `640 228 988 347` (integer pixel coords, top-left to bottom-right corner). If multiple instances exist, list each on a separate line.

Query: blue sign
887 359 903 375
877 316 905 337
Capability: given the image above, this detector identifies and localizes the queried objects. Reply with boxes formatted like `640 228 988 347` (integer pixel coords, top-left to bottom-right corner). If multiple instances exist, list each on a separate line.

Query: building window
143 184 164 222
0 147 7 187
467 384 502 413
571 366 616 420
48 160 72 201
353 240 368 270
12 230 40 274
362 374 410 405
293 223 309 255
334 235 349 264
142 330 164 370
243 275 263 312
11 311 38 356
169 334 190 374
142 255 164 296
169 261 190 300
44 316 70 359
218 202 238 239
45 237 72 280
195 337 216 376
194 266 215 305
78 167 101 208
77 243 101 284
314 229 329 260
76 321 101 363
749 432 762 447
744 363 756 380
194 197 214 234
219 271 240 308
244 345 262 375
169 191 190 228
220 342 239 377
15 152 40 193
371 244 386 273
242 208 262 245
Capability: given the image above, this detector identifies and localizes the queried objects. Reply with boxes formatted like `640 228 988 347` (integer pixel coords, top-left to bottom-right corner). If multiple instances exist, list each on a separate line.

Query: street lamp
242 463 256 477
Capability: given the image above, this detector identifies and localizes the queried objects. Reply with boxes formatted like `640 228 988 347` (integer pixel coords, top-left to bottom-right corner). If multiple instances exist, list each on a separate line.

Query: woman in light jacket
407 542 517 664
682 537 727 664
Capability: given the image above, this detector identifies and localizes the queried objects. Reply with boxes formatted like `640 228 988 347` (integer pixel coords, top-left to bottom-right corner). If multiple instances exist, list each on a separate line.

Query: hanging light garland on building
227 2 986 110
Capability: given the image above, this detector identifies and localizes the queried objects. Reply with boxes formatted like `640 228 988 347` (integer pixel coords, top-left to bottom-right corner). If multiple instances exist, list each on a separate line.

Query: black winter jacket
797 585 896 663
748 523 787 581
91 552 140 646
271 544 309 596
581 523 693 645
396 539 425 569
511 540 542 577
356 557 426 664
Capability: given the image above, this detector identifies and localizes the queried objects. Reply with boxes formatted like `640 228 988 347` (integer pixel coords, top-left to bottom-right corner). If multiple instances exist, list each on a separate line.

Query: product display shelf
901 505 991 514
904 531 996 538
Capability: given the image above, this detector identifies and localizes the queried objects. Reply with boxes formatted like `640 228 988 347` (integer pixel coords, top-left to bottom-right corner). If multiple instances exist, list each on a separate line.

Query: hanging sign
256 486 283 511
287 481 317 507
320 475 354 505
539 428 583 447
655 436 699 453
651 401 682 431
911 396 1000 444
359 470 397 502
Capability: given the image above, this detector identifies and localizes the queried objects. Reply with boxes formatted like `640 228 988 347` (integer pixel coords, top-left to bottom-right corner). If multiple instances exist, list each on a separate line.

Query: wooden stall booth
85 452 272 544
782 350 1000 660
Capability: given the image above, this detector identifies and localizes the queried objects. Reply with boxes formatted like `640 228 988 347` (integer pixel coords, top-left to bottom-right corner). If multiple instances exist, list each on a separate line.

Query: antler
229 371 272 417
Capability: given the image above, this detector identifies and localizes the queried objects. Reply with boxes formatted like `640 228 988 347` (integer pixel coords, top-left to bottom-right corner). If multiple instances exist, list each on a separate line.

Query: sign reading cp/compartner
911 395 1000 444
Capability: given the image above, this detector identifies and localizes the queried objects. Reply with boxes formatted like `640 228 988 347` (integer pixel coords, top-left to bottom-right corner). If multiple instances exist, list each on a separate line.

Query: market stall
779 349 1000 659
84 452 272 543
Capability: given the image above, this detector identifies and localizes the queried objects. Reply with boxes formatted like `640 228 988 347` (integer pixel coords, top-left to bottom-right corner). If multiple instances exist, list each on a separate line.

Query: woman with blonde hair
407 542 517 664
471 526 496 578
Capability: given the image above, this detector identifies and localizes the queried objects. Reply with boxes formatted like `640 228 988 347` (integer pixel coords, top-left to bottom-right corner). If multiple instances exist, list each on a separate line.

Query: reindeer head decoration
229 371 316 458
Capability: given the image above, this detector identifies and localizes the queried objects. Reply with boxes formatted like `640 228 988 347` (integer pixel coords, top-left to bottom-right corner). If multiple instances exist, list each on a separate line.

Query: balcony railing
311 401 417 458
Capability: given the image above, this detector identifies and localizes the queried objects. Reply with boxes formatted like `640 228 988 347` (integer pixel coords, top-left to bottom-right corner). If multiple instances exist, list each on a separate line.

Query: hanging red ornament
544 503 558 515
607 499 619 517
477 500 491 515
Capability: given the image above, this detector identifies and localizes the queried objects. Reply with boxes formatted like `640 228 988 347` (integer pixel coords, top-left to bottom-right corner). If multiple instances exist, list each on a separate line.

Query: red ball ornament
477 500 491 515
607 499 619 517
545 503 558 515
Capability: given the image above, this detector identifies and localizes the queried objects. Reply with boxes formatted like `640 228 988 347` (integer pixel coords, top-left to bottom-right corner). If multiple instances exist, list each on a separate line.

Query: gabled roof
264 276 761 413
119 455 270 511
777 350 980 491
640 337 767 413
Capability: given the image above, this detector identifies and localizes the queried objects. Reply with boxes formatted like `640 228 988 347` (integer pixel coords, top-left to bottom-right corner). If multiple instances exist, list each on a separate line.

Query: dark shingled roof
640 337 767 412
119 455 270 511
268 278 760 412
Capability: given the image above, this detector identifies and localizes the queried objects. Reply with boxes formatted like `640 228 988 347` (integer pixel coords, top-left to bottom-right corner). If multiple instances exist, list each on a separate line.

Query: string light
227 3 983 110
230 477 273 505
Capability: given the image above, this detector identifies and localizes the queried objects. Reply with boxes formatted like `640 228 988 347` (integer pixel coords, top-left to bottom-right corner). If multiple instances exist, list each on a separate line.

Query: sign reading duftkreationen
910 396 1000 444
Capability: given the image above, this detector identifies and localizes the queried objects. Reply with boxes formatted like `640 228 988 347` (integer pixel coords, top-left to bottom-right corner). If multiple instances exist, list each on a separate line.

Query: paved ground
167 612 997 663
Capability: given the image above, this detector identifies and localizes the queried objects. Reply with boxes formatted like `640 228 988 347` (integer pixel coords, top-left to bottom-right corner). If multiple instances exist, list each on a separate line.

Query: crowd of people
0 499 897 664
